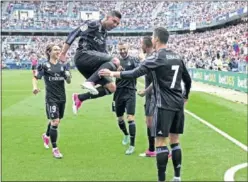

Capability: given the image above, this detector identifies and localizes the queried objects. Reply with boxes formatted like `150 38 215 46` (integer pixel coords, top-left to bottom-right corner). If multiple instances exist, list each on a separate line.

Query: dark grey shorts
74 50 113 86
151 107 185 137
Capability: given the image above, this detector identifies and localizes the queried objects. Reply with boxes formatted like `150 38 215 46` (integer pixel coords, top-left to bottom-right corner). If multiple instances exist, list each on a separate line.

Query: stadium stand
1 1 247 72
1 1 246 30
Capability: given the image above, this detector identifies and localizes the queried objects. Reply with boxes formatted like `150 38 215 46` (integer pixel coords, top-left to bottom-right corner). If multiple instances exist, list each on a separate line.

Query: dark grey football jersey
120 48 192 111
116 55 140 90
35 61 68 103
66 20 108 53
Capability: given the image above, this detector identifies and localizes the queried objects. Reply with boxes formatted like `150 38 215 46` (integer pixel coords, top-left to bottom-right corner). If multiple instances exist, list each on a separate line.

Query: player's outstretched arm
99 54 158 79
138 51 146 62
59 43 70 63
59 23 87 62
32 75 40 95
32 64 44 95
137 83 153 97
99 65 149 79
98 69 121 78
120 55 159 79
134 56 142 68
137 90 146 97
145 83 153 94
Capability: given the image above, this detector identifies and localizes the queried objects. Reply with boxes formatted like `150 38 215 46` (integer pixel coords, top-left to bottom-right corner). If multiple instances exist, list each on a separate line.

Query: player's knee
51 119 60 126
127 115 135 121
156 137 168 147
146 116 153 128
104 83 116 93
111 57 120 68
169 133 179 144
118 116 124 122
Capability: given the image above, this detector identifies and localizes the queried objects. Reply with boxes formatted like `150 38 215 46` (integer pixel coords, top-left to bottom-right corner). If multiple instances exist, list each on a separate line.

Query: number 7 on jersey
170 65 180 88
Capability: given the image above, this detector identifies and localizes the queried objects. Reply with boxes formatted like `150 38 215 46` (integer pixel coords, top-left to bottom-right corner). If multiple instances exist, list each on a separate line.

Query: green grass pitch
2 70 247 181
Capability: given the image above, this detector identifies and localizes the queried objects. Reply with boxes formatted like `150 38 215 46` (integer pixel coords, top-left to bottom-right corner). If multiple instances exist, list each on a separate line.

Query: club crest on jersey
46 62 51 68
127 61 131 66
61 66 64 72
80 24 88 31
46 62 51 71
54 73 60 77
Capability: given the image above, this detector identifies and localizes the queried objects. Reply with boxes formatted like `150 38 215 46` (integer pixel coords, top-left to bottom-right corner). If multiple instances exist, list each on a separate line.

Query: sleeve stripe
66 28 81 45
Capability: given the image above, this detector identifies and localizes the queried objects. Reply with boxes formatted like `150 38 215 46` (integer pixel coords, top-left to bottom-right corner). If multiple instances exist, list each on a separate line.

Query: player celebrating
59 11 122 114
113 42 140 155
99 27 192 182
32 44 71 159
137 36 157 157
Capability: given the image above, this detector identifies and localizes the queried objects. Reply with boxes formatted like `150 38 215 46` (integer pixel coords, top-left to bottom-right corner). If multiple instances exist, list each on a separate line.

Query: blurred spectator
1 1 247 72
1 1 246 30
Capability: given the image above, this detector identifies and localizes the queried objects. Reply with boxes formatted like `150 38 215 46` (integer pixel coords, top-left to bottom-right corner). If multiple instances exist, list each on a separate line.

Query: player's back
145 52 156 88
152 48 190 111
145 52 156 99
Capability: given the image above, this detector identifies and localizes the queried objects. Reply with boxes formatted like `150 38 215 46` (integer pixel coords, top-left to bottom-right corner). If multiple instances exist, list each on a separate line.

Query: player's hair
118 42 127 46
118 42 128 49
153 27 169 44
45 43 61 60
45 43 56 60
108 10 122 19
118 42 124 46
142 36 153 48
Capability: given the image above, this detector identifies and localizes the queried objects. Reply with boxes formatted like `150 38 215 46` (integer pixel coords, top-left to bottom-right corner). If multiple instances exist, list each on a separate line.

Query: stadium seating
1 1 246 30
2 22 247 72
1 1 247 72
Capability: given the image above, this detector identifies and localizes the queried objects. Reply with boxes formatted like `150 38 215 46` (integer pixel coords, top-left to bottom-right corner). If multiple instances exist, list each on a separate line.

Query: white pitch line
4 80 248 152
185 110 248 152
224 163 248 181
137 80 248 152
138 80 248 182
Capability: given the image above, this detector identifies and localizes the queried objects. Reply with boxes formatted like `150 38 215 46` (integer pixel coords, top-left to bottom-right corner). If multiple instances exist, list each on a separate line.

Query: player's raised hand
184 99 188 104
98 69 112 77
137 90 146 97
117 65 124 71
112 57 120 66
58 53 66 63
138 51 145 61
33 88 40 95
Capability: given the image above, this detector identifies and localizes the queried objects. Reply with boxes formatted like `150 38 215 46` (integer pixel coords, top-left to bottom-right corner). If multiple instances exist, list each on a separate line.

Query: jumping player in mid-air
59 11 122 114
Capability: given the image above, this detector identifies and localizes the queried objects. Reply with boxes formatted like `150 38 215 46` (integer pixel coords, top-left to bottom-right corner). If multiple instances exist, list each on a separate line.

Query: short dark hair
142 36 153 48
118 42 125 46
153 27 169 44
118 42 128 49
108 10 122 19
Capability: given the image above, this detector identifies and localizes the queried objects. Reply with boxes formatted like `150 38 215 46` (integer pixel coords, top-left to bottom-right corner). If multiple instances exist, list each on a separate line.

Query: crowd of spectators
2 20 247 72
1 1 246 30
